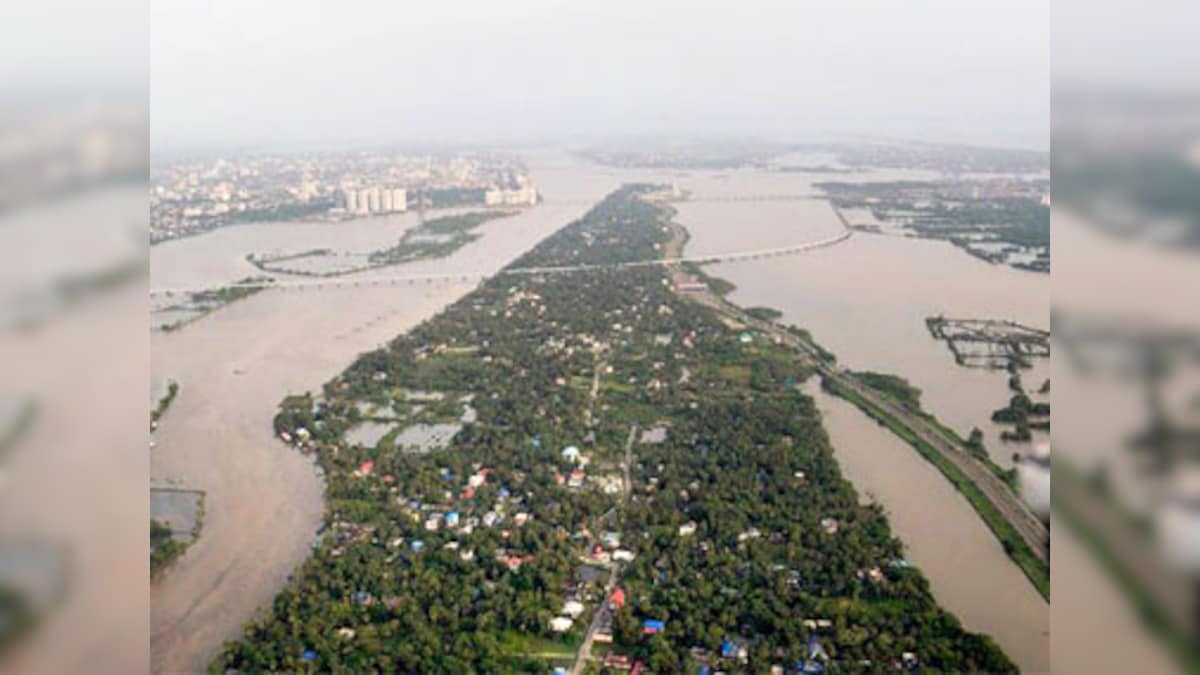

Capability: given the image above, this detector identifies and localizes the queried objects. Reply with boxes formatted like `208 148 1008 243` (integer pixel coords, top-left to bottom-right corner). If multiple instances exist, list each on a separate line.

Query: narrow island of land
217 185 1015 673
247 211 517 277
154 277 275 332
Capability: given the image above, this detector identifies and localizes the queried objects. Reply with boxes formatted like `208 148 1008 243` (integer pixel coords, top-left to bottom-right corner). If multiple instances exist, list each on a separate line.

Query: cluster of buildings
150 150 537 241
341 186 408 215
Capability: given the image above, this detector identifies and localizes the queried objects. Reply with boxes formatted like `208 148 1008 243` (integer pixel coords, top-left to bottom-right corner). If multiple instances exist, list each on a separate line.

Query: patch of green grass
496 629 579 659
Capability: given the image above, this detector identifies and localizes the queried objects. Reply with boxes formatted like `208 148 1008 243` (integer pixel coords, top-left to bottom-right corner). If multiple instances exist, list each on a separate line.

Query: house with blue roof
642 619 665 635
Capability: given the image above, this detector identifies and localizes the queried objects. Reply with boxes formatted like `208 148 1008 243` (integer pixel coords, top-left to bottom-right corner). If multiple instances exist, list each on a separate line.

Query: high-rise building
381 189 393 212
367 187 381 213
391 188 407 212
357 188 371 214
344 188 358 213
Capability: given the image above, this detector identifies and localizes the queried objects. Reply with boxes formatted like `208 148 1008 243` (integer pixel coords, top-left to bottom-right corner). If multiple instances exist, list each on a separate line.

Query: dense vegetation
367 211 516 266
248 211 515 278
216 185 1013 673
847 371 922 412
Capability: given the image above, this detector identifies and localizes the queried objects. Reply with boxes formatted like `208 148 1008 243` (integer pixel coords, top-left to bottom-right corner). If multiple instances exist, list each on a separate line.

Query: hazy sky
151 1 1050 152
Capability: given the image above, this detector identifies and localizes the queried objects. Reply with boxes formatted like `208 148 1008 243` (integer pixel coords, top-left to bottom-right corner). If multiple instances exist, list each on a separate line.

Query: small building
738 527 762 542
608 587 626 610
562 600 585 618
549 616 573 633
721 639 748 662
820 517 839 535
643 619 665 635
604 654 631 669
562 445 582 462
444 511 460 527
613 549 636 562
678 521 697 537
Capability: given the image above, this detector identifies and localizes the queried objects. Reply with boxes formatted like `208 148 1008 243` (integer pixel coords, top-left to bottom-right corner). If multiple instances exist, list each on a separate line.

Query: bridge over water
148 230 852 298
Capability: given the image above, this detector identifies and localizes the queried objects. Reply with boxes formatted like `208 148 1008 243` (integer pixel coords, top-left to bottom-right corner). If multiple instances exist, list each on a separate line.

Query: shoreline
149 176 609 671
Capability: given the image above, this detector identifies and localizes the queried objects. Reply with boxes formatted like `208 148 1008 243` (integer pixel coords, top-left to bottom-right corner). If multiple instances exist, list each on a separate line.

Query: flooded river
150 151 1050 672
663 167 1050 672
807 379 1049 672
149 150 618 672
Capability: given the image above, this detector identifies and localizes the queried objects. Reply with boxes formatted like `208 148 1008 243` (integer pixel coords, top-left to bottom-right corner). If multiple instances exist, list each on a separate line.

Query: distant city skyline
151 1 1050 153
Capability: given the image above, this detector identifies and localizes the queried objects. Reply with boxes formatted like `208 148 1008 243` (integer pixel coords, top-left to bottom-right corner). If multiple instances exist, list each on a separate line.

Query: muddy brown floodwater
151 152 1053 673
634 163 1051 671
149 150 617 673
808 380 1049 672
